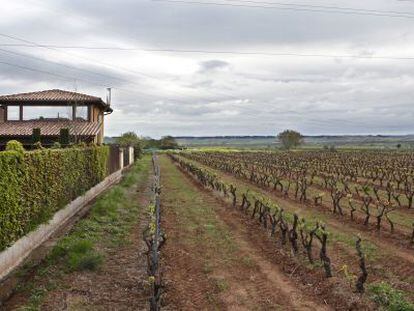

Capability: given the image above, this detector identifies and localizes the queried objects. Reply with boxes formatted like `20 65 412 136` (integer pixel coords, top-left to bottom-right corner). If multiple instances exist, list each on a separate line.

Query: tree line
115 132 180 158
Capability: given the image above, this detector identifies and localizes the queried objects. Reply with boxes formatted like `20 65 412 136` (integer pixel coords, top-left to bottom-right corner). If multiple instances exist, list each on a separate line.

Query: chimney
106 88 112 106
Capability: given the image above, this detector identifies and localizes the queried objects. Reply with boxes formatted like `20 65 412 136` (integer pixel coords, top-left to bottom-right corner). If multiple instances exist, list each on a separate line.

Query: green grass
68 251 103 271
330 231 379 261
14 156 151 310
368 282 414 311
49 238 102 271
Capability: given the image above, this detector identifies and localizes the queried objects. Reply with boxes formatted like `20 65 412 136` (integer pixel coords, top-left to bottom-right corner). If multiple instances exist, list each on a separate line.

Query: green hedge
0 146 109 251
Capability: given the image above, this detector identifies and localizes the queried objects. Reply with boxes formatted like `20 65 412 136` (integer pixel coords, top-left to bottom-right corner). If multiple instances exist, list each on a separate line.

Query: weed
18 287 47 311
203 263 214 274
368 282 414 311
241 256 254 268
68 252 103 271
215 278 229 292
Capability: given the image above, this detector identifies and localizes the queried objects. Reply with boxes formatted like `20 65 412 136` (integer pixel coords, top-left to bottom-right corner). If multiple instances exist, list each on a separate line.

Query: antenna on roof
106 87 112 106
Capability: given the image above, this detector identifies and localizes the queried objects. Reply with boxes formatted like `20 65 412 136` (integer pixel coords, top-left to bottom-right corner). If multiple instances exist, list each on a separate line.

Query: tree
32 128 41 145
160 136 179 150
143 138 161 149
116 132 143 159
60 128 70 147
277 130 303 150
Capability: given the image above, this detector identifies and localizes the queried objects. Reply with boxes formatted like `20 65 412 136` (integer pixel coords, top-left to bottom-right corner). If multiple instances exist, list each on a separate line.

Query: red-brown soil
160 155 374 310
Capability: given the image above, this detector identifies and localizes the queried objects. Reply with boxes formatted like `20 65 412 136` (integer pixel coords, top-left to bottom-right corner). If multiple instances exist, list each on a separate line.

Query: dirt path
2 157 153 311
160 155 330 310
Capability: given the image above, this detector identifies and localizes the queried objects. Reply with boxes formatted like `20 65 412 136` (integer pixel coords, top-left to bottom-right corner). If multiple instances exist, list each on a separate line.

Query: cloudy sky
1 0 414 137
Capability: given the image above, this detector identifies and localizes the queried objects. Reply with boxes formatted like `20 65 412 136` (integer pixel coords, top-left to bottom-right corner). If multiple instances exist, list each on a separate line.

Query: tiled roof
0 89 112 112
0 89 102 102
0 121 101 137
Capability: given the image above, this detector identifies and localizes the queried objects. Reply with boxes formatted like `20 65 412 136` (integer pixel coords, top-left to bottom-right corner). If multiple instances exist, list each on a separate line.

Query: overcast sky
1 0 414 137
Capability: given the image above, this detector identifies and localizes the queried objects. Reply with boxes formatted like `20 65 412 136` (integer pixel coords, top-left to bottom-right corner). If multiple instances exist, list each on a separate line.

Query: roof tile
0 120 101 137
0 89 113 113
0 89 101 102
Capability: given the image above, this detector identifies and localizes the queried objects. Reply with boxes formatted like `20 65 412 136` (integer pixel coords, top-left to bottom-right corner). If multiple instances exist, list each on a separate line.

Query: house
0 89 113 148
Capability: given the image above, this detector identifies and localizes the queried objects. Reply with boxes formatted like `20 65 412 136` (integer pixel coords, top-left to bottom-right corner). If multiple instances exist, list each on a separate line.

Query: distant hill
174 135 414 149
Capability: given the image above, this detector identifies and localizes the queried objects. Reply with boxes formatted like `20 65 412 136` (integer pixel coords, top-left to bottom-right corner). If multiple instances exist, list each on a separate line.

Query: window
76 106 89 121
23 106 72 121
7 106 19 120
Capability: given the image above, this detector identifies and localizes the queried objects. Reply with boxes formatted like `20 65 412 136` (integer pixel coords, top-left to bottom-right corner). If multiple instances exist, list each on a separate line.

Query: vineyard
2 151 414 310
166 150 414 310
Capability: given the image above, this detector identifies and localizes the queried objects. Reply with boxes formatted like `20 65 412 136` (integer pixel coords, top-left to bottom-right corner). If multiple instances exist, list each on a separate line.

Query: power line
1 43 414 61
0 44 244 105
0 32 216 102
0 32 161 82
151 0 414 19
0 47 201 102
0 32 251 103
0 48 184 101
0 48 129 84
0 58 191 103
221 0 414 17
0 60 83 83
0 59 383 129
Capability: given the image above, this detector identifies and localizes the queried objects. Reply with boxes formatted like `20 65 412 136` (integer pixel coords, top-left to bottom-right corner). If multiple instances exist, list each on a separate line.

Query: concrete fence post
129 146 134 164
119 148 124 170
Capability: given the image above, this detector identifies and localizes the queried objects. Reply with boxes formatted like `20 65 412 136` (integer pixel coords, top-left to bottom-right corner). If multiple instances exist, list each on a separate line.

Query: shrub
0 146 109 250
6 140 24 154
76 142 87 148
51 142 61 149
33 141 44 150
368 282 414 311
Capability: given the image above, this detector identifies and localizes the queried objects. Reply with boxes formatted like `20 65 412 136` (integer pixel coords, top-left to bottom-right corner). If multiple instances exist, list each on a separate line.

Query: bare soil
160 155 346 310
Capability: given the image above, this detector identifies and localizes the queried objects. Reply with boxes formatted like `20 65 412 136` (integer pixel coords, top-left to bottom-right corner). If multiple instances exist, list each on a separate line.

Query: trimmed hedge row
0 146 109 251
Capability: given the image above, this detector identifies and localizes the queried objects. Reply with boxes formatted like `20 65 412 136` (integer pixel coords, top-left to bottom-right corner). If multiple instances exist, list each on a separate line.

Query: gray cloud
198 60 230 73
1 0 414 137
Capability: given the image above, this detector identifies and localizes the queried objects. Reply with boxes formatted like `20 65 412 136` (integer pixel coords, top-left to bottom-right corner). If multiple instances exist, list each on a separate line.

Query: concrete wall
0 169 123 282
